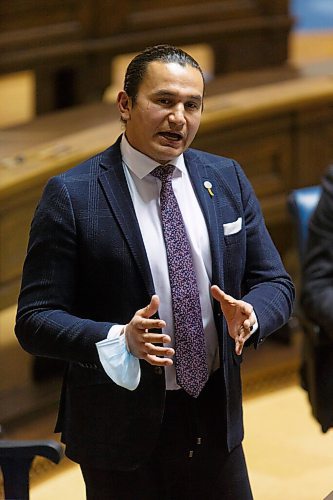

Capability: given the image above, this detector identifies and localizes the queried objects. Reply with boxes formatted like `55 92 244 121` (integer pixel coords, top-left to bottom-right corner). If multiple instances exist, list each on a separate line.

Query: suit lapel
98 140 155 297
184 149 225 289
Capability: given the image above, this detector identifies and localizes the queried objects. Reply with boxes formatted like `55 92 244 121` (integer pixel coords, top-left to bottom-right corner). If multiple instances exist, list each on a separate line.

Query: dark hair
123 44 205 103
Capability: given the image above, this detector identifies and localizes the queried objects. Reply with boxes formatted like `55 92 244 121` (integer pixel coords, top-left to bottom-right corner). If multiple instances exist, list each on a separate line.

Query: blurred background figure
300 165 333 433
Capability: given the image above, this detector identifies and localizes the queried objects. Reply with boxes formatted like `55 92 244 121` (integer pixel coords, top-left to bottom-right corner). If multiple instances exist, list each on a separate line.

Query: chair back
0 439 63 499
288 185 322 262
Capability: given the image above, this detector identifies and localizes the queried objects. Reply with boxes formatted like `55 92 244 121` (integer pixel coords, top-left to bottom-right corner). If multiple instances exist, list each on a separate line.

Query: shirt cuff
96 325 141 391
251 314 259 335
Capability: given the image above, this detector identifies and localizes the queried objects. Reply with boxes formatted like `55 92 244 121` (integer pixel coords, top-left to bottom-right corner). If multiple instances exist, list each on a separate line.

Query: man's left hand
211 285 256 355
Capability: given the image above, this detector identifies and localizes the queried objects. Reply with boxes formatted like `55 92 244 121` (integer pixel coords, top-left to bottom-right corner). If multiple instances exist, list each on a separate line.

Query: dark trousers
80 370 253 500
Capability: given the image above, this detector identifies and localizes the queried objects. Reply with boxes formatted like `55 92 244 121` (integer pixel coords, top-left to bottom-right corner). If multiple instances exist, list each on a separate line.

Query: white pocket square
223 217 242 236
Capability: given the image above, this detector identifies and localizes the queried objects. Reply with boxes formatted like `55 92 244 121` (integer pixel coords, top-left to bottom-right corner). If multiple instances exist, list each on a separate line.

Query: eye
157 98 172 106
185 101 200 110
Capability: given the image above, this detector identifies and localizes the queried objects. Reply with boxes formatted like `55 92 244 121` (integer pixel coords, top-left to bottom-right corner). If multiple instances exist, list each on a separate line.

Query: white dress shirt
97 134 219 390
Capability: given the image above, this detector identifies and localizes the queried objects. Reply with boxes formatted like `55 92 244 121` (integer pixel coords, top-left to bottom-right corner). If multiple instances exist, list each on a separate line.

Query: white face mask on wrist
96 332 141 391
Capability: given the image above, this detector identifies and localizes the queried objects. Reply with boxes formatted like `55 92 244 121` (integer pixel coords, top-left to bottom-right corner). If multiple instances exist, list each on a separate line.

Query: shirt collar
120 133 186 180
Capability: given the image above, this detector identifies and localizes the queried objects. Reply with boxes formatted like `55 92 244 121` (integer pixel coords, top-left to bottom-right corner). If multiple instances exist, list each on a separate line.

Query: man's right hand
125 295 174 366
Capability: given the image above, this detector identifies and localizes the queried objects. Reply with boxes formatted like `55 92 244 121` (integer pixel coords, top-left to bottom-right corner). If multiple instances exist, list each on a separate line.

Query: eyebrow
152 90 203 103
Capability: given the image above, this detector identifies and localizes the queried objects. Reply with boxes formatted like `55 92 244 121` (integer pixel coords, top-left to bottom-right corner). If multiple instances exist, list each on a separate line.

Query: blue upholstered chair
287 185 322 262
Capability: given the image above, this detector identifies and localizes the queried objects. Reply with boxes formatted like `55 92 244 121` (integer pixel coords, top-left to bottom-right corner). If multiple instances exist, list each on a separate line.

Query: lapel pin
204 180 214 197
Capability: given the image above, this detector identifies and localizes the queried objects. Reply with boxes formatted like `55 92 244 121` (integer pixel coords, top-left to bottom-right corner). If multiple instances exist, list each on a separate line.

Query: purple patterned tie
151 165 208 398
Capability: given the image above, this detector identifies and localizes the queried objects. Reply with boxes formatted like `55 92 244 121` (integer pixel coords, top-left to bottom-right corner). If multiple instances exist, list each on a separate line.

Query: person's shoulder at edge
324 164 333 186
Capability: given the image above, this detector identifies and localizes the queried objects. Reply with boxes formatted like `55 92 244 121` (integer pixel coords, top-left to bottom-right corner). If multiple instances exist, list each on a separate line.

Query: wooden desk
1 71 333 310
0 103 121 310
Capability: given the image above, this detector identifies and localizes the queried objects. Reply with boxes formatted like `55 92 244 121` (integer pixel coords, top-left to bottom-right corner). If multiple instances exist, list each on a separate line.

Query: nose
168 104 186 127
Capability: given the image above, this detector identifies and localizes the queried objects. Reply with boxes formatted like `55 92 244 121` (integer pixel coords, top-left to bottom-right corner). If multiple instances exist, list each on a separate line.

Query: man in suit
16 45 294 499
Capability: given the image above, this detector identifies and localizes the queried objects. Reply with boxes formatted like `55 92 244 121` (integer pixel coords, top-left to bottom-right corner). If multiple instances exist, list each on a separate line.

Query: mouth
158 131 184 142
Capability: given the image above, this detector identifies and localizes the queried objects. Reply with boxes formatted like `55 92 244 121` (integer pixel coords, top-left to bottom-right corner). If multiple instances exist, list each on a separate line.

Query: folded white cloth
223 217 242 235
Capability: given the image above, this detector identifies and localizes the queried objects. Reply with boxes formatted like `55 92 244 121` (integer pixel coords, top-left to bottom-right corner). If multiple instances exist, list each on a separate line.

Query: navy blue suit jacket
16 136 294 469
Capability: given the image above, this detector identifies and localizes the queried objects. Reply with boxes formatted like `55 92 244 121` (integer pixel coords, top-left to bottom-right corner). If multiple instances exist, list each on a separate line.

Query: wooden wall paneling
0 185 45 310
84 0 129 37
0 0 84 49
33 55 89 114
193 115 293 221
126 0 259 30
80 53 113 104
0 0 293 114
256 0 289 15
294 105 333 187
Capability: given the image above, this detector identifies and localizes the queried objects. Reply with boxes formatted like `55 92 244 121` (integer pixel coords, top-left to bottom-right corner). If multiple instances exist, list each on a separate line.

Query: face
117 61 204 164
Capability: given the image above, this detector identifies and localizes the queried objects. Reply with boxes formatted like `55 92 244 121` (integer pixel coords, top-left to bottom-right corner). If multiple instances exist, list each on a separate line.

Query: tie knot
151 164 175 183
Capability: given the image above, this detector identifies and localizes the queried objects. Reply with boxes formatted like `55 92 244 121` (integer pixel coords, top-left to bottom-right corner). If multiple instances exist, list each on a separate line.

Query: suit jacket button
154 367 163 375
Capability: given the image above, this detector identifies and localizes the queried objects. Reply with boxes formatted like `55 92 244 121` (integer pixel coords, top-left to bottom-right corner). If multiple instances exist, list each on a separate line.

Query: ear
117 91 132 122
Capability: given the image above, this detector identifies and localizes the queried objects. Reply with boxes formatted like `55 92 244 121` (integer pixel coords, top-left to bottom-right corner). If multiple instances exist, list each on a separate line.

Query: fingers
125 295 174 366
146 354 174 366
211 285 237 305
131 335 174 366
235 317 255 355
211 285 234 304
134 295 166 332
240 302 253 317
211 285 256 355
139 294 160 319
134 317 166 332
145 343 175 366
212 286 253 316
